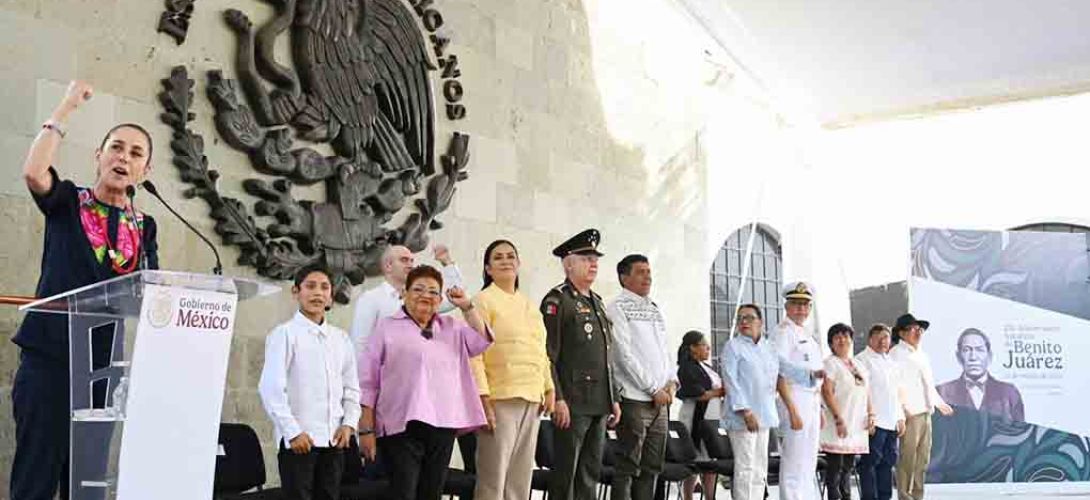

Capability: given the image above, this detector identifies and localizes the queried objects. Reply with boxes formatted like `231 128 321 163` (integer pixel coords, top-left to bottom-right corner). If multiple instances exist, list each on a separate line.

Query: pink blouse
359 308 492 437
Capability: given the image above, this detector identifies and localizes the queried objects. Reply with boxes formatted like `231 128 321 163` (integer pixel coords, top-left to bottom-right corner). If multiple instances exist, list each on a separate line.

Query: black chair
766 433 781 486
340 436 390 500
815 452 828 496
445 433 478 500
597 428 624 500
656 421 698 500
213 423 282 499
533 419 556 500
690 420 732 500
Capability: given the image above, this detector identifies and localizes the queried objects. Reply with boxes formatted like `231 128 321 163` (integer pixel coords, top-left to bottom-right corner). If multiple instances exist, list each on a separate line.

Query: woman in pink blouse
358 265 493 500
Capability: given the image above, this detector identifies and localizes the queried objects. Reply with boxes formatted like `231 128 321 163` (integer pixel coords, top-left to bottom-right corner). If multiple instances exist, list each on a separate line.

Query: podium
20 270 280 500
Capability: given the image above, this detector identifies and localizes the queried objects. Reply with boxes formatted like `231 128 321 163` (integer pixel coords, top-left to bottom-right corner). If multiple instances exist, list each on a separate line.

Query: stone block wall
0 0 736 494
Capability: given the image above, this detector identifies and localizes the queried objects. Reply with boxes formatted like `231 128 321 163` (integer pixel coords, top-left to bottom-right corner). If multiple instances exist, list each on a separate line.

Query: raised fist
62 80 94 110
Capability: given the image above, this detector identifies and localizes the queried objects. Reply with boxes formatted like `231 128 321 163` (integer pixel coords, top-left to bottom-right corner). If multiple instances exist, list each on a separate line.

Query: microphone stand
140 180 223 275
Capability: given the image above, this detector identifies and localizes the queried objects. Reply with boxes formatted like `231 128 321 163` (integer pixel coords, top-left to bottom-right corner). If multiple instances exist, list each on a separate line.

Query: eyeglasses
409 286 442 298
737 314 760 323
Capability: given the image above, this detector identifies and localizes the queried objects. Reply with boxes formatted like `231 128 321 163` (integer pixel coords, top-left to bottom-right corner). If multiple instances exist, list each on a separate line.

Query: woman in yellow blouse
471 239 556 500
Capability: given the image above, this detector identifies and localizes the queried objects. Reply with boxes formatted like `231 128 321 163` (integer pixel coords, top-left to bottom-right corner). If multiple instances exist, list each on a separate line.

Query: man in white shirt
606 255 676 500
889 314 954 500
773 281 823 500
259 264 361 500
348 244 463 357
854 324 904 500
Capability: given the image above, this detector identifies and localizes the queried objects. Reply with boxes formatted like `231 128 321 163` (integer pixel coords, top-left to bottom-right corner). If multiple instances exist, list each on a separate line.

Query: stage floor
763 483 1090 499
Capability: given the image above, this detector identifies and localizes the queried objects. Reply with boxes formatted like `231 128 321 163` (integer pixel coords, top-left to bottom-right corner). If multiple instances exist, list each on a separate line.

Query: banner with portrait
910 227 1090 483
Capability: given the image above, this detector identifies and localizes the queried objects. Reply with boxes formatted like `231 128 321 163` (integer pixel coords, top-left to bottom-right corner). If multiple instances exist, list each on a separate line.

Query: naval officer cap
783 281 815 302
552 229 604 258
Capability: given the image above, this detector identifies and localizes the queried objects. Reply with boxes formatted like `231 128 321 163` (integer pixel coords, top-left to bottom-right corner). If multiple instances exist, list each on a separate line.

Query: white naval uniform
774 319 823 500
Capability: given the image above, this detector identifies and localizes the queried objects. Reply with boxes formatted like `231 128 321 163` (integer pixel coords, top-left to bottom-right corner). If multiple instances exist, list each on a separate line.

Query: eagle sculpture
185 0 465 302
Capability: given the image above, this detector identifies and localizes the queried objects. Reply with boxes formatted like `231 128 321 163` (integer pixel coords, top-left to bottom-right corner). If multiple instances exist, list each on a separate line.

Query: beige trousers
474 398 541 500
896 412 932 500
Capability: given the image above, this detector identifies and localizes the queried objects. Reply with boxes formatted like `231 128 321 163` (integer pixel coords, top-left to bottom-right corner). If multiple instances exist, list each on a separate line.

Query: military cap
783 281 815 301
552 229 604 258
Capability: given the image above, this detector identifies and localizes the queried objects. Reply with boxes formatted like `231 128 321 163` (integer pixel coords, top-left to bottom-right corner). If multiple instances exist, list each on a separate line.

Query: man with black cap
772 281 825 500
541 228 623 500
889 313 954 500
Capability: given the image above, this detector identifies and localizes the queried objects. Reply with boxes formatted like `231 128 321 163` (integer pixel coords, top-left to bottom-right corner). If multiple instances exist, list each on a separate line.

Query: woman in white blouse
819 323 872 500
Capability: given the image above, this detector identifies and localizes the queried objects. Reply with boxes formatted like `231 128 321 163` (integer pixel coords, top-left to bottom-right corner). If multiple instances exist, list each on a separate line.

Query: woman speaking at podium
11 80 160 499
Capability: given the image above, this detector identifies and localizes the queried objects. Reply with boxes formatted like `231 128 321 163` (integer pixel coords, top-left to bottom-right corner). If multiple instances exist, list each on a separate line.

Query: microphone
140 180 224 275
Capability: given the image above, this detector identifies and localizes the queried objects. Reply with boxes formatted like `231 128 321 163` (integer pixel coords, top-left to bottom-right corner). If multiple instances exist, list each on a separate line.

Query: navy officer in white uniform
773 282 824 500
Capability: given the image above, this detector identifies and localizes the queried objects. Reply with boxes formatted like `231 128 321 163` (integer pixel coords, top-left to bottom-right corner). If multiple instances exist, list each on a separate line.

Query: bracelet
42 121 66 138
358 428 374 436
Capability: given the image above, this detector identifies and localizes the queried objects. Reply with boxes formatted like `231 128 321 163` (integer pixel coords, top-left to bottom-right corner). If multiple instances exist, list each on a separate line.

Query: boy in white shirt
259 264 361 500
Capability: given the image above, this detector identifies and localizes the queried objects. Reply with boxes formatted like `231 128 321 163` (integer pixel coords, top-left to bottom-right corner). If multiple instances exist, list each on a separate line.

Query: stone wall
0 0 731 494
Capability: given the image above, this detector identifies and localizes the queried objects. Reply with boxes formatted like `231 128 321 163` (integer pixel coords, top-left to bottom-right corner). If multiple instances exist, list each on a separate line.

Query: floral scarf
77 188 143 271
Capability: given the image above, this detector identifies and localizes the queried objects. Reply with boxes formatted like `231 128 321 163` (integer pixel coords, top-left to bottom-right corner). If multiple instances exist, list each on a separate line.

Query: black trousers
857 428 897 500
379 421 457 500
824 453 855 500
11 353 70 500
277 445 345 500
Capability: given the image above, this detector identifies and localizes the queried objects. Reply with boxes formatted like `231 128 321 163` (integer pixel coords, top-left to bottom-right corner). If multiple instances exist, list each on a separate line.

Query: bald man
348 244 464 356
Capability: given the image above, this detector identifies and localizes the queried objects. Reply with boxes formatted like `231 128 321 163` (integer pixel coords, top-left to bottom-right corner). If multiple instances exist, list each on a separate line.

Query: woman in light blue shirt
721 304 823 500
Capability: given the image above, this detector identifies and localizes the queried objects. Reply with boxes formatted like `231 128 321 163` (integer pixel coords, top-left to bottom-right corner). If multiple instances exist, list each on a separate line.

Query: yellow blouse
470 284 554 402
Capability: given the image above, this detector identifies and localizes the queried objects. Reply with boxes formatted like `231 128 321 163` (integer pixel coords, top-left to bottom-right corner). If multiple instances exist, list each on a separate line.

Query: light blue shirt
719 333 816 431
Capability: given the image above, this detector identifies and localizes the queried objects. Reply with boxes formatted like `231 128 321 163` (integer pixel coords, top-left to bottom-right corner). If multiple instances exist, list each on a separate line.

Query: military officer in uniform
542 229 623 500
774 281 824 500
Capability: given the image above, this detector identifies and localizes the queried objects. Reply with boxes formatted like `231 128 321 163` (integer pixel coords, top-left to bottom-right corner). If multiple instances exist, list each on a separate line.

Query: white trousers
779 389 821 500
728 429 770 500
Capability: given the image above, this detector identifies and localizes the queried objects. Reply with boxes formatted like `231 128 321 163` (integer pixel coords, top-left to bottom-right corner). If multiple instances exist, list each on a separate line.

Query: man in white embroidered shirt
889 313 954 500
606 254 676 500
259 264 361 500
348 244 464 357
